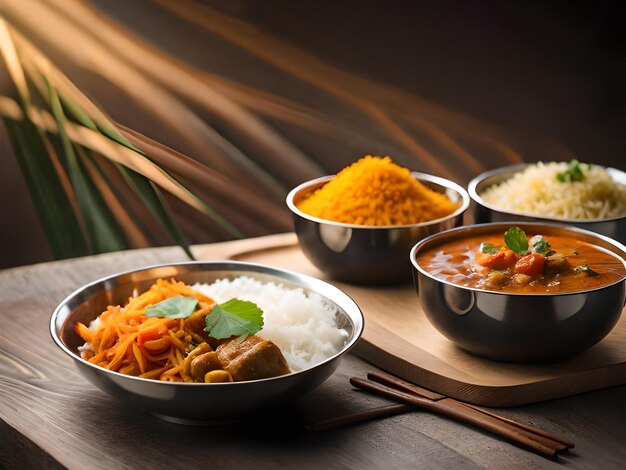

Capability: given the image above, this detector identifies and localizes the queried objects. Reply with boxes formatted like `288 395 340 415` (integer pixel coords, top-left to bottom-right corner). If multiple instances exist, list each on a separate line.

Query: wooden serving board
194 233 626 407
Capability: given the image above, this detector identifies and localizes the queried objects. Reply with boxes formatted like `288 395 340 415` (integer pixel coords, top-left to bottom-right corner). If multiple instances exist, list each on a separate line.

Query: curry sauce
416 232 626 294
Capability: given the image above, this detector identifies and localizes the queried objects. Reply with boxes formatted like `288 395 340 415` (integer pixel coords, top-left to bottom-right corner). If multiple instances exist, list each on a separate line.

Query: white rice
481 161 626 220
193 276 349 372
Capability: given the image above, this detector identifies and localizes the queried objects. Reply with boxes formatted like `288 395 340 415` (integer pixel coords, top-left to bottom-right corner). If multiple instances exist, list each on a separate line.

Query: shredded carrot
74 279 216 382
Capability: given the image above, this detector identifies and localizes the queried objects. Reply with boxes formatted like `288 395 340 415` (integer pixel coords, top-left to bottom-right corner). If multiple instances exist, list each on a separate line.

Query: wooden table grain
1 241 625 469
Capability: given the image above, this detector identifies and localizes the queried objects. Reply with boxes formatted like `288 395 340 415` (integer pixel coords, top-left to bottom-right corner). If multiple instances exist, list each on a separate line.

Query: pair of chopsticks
307 371 574 459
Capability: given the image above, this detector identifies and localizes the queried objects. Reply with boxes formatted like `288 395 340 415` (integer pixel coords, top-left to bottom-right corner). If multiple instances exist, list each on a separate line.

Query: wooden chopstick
304 404 412 432
350 377 561 458
461 402 575 449
367 370 445 400
367 371 575 450
441 398 570 452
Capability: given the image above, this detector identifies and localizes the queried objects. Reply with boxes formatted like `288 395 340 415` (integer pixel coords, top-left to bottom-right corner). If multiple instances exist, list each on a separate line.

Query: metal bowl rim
410 221 626 297
468 163 626 224
286 172 470 229
50 260 365 387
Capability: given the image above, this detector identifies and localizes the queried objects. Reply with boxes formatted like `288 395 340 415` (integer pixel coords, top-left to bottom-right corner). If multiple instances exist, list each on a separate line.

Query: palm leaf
46 84 244 241
53 91 240 252
3 117 87 258
2 17 244 252
52 77 198 257
116 165 195 259
46 77 129 253
78 147 150 249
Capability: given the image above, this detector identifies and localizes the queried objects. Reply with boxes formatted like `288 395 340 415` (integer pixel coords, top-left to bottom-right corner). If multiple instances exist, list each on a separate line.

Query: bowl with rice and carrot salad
50 261 364 424
287 156 470 284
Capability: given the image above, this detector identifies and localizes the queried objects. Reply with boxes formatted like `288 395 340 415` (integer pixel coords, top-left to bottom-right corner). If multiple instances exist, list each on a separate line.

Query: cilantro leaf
531 237 551 254
504 226 529 255
204 298 264 340
556 159 586 183
144 295 198 319
480 242 501 254
574 264 599 277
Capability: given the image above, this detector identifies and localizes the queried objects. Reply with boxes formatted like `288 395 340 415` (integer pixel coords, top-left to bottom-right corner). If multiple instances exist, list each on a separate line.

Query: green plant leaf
100 126 243 240
204 298 264 340
59 94 98 130
504 226 529 255
85 152 153 244
556 159 586 183
3 117 88 258
531 237 551 254
54 91 199 257
480 242 501 254
115 164 195 259
46 77 129 253
145 295 198 319
574 264 599 277
63 93 243 244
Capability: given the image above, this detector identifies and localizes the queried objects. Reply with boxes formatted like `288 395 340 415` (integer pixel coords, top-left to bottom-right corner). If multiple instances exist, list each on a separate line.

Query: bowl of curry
410 222 626 362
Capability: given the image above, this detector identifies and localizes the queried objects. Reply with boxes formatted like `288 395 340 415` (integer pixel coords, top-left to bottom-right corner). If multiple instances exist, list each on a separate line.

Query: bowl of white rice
51 261 364 424
468 161 626 243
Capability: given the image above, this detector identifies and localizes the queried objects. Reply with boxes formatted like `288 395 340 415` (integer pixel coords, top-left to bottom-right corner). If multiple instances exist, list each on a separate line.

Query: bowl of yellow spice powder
286 156 469 284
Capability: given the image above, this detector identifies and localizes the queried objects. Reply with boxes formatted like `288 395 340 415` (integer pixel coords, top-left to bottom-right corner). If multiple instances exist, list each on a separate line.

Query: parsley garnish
504 226 529 255
573 250 580 256
556 159 587 183
574 264 599 277
145 296 198 319
531 237 551 254
530 236 556 256
204 298 264 341
480 242 501 254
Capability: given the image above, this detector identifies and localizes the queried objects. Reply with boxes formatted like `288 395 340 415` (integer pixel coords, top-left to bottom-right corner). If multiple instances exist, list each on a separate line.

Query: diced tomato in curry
513 253 545 277
475 249 518 270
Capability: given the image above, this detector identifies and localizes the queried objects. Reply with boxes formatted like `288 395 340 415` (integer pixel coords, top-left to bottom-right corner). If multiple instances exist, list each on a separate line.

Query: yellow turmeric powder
297 156 458 226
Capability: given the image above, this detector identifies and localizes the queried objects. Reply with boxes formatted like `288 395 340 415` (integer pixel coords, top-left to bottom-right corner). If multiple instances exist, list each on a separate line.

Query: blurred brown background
1 0 623 268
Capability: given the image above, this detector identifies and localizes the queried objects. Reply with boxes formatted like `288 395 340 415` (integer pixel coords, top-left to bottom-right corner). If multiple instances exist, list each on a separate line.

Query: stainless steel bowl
410 222 626 362
287 172 470 284
468 164 626 244
50 261 364 424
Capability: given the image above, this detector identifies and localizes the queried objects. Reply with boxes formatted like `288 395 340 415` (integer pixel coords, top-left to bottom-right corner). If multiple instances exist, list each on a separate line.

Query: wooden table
1 238 625 469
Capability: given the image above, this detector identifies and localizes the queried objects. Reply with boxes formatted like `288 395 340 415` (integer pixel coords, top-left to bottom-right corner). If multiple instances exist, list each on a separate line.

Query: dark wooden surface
1 242 626 469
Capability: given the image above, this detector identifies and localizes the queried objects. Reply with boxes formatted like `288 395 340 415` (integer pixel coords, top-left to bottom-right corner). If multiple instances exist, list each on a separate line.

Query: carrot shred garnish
73 279 216 382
